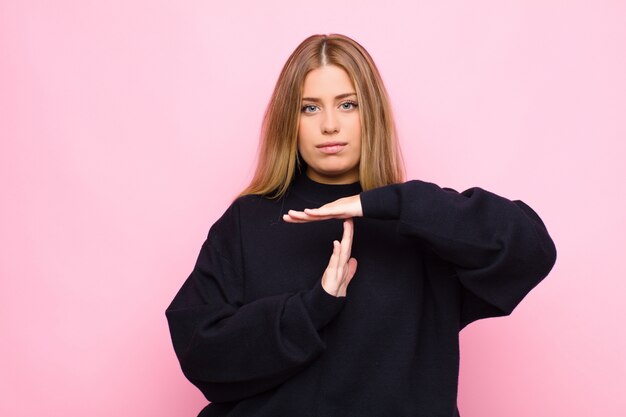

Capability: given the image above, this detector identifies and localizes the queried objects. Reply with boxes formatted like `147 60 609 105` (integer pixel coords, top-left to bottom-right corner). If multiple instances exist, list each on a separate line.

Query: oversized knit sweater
165 173 557 417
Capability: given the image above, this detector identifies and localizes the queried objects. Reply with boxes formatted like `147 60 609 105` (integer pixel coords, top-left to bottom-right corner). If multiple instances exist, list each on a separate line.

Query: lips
316 142 347 154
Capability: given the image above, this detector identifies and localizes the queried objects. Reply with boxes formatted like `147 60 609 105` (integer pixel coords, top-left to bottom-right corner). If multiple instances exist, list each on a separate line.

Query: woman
166 33 556 417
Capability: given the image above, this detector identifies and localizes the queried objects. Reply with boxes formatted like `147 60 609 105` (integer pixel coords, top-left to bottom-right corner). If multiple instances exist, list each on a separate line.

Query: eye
340 101 358 110
301 104 319 113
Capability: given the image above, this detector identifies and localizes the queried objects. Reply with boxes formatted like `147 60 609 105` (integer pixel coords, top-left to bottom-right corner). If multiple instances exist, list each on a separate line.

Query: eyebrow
301 92 357 103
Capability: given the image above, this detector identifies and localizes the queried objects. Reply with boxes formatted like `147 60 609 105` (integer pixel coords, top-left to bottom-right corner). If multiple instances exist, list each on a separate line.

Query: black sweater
165 173 556 417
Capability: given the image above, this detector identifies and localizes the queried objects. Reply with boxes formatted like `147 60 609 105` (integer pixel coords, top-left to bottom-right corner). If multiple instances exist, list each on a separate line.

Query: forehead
302 65 355 97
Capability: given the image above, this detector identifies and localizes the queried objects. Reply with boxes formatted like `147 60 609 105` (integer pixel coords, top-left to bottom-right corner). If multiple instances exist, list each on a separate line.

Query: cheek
296 121 313 160
348 113 361 133
297 119 313 145
349 116 362 143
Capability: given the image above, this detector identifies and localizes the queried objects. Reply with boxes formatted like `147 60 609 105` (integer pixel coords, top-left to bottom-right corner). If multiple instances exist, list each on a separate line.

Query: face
297 65 362 184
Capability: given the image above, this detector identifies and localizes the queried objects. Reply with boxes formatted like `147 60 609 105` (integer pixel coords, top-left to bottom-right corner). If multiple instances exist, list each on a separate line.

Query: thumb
346 258 358 281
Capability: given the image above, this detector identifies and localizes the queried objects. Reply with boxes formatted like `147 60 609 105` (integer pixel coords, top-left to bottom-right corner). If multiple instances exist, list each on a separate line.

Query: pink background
1 1 625 416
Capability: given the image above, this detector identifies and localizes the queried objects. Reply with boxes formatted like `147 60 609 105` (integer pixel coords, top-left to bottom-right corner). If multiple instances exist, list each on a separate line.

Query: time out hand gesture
282 195 363 223
321 218 358 297
283 195 362 297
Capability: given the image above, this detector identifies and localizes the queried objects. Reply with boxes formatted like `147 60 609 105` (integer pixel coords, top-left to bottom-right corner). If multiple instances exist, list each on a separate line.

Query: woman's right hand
322 218 358 297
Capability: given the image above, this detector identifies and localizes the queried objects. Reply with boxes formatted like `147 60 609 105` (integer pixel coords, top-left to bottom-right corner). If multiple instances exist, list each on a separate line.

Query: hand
282 195 363 223
321 219 358 297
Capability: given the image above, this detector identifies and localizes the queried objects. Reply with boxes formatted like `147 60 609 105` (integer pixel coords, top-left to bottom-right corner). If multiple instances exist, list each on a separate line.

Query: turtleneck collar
289 172 362 206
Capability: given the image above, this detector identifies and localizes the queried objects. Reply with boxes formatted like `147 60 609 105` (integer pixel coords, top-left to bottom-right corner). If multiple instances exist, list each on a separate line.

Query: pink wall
1 1 624 416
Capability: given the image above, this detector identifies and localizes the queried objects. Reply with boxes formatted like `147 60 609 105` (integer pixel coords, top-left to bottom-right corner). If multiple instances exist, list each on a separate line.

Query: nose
321 109 339 135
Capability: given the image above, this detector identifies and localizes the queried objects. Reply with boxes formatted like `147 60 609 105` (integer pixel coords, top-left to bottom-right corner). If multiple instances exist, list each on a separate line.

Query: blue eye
341 101 358 110
301 104 318 113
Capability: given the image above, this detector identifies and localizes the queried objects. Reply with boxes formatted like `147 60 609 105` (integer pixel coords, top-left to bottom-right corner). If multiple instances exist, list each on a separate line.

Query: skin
283 195 363 223
320 218 358 298
296 65 362 185
282 65 366 297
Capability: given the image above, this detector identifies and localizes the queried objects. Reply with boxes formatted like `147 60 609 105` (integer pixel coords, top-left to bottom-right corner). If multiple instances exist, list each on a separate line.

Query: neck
305 168 360 185
290 171 362 205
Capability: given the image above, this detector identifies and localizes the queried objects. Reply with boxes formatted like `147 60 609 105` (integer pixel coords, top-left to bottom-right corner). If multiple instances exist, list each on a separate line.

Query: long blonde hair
240 33 404 198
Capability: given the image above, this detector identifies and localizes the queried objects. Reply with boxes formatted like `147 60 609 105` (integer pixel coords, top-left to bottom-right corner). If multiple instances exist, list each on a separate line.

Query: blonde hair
240 33 404 198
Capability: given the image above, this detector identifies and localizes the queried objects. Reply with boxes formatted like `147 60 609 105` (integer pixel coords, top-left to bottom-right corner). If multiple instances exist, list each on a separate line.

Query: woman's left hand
282 195 363 223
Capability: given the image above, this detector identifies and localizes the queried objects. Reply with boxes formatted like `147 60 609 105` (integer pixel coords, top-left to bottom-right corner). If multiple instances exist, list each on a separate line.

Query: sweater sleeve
165 201 345 403
359 180 557 329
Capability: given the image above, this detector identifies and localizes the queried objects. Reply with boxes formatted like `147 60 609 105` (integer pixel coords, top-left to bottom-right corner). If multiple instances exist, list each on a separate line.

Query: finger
282 212 314 223
306 196 362 219
286 210 314 220
346 258 358 281
327 240 341 271
344 218 354 254
321 240 341 296
282 213 307 223
303 207 341 217
338 219 353 266
282 212 348 223
282 210 332 223
304 205 350 219
338 258 358 296
283 196 353 222
346 217 354 241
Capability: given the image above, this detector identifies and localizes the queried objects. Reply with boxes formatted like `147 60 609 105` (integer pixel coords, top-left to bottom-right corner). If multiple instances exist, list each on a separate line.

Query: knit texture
166 173 556 417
